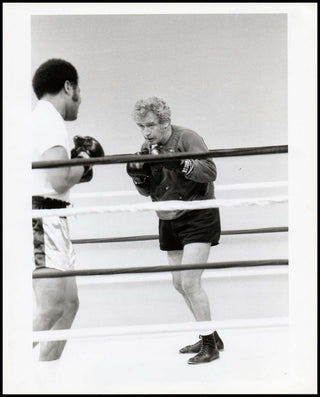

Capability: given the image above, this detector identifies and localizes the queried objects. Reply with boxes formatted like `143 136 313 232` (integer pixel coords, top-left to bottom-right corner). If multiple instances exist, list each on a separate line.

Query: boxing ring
31 145 290 394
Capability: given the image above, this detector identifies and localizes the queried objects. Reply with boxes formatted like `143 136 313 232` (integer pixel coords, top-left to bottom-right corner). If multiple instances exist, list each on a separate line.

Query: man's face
136 111 168 146
65 84 81 121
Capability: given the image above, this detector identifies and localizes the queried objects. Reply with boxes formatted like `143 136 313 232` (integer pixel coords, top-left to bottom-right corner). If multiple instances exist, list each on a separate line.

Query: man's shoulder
33 100 63 123
32 100 69 157
32 100 66 132
172 125 201 140
33 99 54 114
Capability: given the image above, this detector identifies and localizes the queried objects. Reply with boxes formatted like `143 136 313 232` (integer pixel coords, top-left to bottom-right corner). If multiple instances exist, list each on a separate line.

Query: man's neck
160 124 173 146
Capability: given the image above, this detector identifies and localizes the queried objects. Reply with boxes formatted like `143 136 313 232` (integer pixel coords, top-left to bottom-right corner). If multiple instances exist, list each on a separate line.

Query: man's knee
37 303 65 324
172 279 184 294
181 278 201 296
65 295 80 317
70 296 80 315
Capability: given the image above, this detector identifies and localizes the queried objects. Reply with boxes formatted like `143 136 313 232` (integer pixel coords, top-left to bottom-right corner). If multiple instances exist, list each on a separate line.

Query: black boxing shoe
188 333 220 365
179 330 224 353
179 339 202 354
213 330 224 351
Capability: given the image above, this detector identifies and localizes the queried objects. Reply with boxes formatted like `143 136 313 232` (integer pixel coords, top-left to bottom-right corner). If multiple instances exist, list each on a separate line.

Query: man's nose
143 127 152 136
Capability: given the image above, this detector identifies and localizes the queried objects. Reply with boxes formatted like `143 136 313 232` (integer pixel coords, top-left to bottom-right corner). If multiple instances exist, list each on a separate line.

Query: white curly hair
133 97 171 124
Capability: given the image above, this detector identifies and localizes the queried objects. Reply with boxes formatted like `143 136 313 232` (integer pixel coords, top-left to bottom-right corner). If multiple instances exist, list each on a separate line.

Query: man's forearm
48 165 86 194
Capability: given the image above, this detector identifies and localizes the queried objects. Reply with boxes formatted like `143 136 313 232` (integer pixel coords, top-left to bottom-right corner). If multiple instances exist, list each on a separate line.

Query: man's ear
64 80 74 96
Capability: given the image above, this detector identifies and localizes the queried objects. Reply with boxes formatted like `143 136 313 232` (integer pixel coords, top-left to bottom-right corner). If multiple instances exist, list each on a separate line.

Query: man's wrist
180 159 194 175
75 151 92 174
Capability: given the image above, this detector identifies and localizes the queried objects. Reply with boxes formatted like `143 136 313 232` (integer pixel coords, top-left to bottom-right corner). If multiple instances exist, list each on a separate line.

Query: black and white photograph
3 3 317 394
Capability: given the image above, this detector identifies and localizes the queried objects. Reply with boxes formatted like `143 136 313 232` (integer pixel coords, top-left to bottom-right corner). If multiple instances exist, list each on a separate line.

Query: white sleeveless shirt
32 100 71 202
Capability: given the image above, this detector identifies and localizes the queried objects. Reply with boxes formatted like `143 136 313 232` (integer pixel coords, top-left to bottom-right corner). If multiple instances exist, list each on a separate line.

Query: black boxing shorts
159 208 221 251
32 196 75 271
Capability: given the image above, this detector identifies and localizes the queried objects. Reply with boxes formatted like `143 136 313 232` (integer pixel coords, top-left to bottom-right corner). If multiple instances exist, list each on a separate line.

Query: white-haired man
127 97 224 364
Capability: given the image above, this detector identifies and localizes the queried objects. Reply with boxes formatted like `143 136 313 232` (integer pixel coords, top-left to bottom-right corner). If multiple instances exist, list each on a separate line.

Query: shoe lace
198 335 215 354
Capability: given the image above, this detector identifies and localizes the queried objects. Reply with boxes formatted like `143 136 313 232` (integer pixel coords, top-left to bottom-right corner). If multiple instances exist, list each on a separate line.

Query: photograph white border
3 3 317 393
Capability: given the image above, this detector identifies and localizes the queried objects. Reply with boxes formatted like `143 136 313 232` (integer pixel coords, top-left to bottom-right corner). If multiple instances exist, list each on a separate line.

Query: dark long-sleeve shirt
134 125 217 220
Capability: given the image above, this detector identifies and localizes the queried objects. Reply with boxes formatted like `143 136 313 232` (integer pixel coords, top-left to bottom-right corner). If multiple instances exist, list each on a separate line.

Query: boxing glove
150 145 184 171
71 135 105 158
153 146 194 175
71 135 105 183
126 151 151 184
161 148 184 171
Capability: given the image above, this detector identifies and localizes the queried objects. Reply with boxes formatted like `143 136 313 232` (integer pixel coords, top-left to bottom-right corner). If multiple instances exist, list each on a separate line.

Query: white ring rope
32 195 288 218
32 317 289 342
70 181 288 200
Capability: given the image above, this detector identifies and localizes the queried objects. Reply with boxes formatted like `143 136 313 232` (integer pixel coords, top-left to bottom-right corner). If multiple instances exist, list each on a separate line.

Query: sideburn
72 91 79 102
